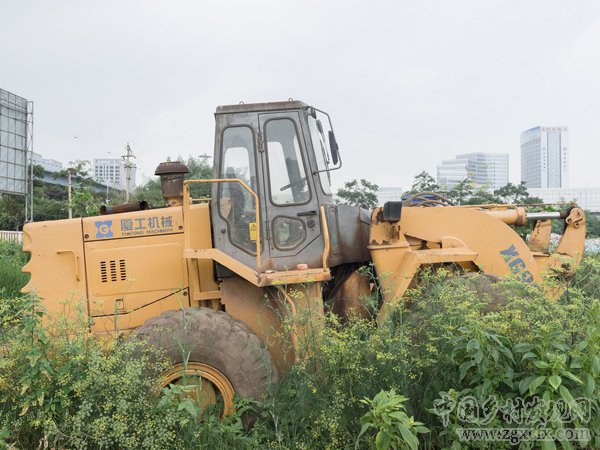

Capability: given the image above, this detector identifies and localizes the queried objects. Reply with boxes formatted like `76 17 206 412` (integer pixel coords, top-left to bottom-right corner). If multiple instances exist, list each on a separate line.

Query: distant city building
528 188 600 213
437 157 468 188
32 152 63 173
520 126 568 189
437 152 508 190
93 158 136 192
376 186 403 205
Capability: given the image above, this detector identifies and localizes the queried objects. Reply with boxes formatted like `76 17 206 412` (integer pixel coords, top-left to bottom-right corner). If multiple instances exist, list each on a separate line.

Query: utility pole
67 170 72 219
122 143 136 202
25 101 34 223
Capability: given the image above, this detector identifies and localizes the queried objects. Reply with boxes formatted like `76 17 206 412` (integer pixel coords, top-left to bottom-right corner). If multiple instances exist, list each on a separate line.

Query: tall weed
0 295 254 449
1 254 600 448
0 241 28 299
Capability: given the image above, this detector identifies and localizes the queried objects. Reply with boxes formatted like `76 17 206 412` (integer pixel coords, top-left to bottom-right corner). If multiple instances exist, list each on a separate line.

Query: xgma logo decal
95 220 114 239
499 244 534 283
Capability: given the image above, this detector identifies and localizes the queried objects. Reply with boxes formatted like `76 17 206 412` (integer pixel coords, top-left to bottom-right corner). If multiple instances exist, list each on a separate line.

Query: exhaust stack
154 161 189 206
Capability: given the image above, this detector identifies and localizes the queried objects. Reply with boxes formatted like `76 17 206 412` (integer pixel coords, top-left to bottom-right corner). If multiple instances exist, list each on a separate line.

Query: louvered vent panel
110 260 117 282
100 260 127 283
119 259 126 281
100 261 108 283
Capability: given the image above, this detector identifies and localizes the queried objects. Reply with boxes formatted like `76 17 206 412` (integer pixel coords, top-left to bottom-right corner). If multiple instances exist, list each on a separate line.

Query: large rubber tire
131 307 278 406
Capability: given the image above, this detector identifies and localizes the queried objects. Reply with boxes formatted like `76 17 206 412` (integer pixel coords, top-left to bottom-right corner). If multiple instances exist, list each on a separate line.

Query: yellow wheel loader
22 100 586 415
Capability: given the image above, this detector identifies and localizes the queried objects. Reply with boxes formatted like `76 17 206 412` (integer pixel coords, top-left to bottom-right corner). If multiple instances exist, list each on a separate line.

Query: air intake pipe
100 201 149 215
154 161 190 206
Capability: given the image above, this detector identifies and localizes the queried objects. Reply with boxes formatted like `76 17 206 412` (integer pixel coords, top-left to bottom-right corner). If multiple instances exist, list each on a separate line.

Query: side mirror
328 131 339 165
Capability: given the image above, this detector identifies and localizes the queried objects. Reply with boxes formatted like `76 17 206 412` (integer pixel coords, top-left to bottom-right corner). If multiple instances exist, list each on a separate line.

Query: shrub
0 295 254 449
1 255 600 448
0 241 28 299
356 389 429 450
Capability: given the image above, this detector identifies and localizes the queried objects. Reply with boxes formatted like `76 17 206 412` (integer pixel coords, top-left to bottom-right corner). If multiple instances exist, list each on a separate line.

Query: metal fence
0 230 22 244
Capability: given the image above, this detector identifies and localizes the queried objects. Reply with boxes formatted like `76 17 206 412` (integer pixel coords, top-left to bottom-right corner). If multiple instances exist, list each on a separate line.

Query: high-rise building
376 186 403 205
93 158 136 192
437 152 509 190
520 126 568 188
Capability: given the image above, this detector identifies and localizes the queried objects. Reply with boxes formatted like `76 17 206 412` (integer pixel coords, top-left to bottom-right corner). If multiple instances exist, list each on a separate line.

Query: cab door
258 111 323 271
211 112 266 271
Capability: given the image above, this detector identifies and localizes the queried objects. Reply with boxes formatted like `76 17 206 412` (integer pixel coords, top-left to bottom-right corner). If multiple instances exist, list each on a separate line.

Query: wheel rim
161 362 235 416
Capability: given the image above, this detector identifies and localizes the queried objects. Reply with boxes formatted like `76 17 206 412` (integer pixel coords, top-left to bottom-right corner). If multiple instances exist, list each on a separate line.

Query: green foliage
133 155 213 208
2 253 600 448
257 314 410 448
357 389 429 450
0 193 25 231
0 241 29 299
132 177 164 208
1 155 215 230
337 179 380 209
423 270 600 448
0 161 121 230
408 171 439 195
0 295 254 449
493 181 531 204
584 211 600 238
462 186 502 205
408 175 546 209
446 179 473 205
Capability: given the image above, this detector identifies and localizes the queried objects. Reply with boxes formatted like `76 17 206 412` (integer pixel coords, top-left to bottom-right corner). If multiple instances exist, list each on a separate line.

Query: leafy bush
257 314 411 449
0 295 255 449
1 253 600 448
0 240 29 299
356 389 429 450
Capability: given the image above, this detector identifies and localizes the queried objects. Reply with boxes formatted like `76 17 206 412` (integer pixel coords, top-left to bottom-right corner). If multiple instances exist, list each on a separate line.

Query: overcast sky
2 0 599 191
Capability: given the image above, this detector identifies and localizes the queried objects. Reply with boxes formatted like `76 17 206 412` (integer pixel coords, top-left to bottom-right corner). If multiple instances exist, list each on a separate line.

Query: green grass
0 241 29 299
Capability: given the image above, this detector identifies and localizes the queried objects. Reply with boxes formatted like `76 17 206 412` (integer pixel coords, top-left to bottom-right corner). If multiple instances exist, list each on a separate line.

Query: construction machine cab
208 100 368 274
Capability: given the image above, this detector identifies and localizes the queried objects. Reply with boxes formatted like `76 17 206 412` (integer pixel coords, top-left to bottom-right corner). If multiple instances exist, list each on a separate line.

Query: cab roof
215 100 310 115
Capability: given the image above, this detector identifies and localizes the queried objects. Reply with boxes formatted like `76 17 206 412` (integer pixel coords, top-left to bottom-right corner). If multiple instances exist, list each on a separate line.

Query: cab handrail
183 179 261 273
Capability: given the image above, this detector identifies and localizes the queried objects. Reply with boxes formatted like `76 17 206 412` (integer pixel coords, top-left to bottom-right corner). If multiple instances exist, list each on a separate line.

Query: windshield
307 109 333 195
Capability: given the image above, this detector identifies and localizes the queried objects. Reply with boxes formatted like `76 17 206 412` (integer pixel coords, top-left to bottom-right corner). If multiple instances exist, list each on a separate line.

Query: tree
133 155 214 207
0 193 25 231
409 171 440 194
493 182 532 204
585 211 600 238
447 179 474 205
463 187 501 205
0 164 69 230
336 179 380 209
185 155 213 199
132 177 163 207
54 160 105 218
522 194 544 205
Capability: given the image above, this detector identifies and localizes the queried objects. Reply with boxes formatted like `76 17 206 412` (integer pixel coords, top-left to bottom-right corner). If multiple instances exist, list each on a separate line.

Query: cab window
265 119 310 205
219 126 257 254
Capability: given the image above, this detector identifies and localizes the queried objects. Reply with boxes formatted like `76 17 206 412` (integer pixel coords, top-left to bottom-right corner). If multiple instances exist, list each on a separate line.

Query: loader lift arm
369 203 586 320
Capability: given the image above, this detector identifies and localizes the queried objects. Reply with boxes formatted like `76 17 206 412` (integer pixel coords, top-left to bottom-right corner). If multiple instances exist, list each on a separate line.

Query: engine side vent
100 259 127 283
119 259 126 281
100 261 108 283
110 260 117 282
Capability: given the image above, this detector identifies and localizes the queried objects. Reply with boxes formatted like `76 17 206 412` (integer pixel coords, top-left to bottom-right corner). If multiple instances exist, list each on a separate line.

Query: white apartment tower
520 126 568 189
93 158 136 192
437 152 509 190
